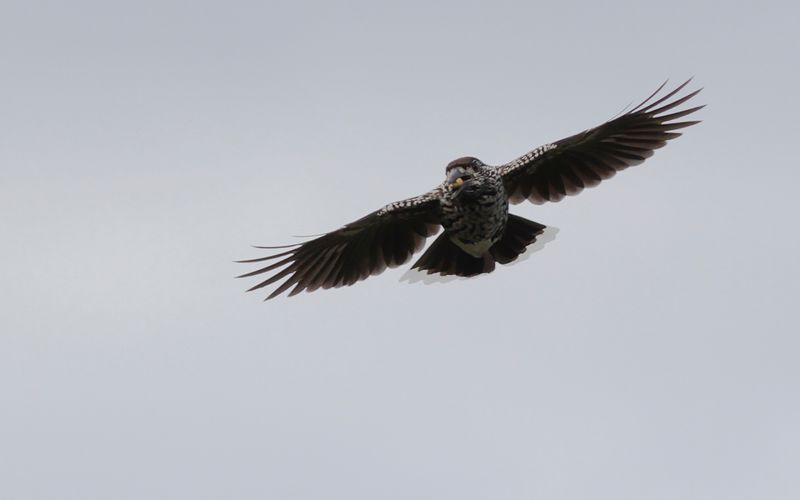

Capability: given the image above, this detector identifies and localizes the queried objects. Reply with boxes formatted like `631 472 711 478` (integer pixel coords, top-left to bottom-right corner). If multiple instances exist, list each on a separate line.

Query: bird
238 79 703 300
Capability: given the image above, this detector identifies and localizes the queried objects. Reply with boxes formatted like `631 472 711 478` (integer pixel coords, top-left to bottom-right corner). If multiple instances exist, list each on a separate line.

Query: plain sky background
2 1 799 499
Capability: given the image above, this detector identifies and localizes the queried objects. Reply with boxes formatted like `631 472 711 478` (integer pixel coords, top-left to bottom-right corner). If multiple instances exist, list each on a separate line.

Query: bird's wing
498 80 703 204
238 189 443 300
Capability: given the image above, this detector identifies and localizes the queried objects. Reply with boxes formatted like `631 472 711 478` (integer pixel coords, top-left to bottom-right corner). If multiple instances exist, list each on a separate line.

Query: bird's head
445 157 483 194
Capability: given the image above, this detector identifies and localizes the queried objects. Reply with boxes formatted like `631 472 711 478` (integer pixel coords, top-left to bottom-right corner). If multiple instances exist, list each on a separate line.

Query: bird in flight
239 80 703 300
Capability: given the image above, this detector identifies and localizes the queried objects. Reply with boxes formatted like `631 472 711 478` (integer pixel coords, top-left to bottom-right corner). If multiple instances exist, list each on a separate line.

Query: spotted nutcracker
239 80 703 299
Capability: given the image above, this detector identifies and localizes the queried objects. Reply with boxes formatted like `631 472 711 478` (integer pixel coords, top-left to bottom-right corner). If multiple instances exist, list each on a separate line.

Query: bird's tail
411 233 496 277
489 214 547 265
411 214 546 277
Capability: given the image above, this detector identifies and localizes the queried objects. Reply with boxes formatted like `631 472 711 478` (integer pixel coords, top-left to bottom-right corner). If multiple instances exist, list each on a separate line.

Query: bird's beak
447 169 465 187
451 177 469 197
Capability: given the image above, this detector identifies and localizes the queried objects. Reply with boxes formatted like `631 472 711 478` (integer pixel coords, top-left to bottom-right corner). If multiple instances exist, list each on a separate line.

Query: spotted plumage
439 157 508 256
239 80 703 299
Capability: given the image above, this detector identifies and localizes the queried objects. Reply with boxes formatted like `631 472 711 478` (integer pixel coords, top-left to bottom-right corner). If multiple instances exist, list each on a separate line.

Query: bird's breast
441 180 509 256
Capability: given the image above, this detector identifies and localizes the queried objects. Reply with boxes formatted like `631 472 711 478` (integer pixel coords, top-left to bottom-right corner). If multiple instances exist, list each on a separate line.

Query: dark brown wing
498 79 703 204
237 189 443 300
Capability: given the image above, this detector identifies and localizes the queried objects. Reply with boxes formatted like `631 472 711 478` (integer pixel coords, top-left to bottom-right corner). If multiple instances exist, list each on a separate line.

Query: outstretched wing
498 79 703 204
238 189 443 300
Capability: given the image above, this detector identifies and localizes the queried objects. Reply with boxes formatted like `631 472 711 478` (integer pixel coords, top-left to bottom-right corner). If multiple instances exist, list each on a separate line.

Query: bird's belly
442 194 509 257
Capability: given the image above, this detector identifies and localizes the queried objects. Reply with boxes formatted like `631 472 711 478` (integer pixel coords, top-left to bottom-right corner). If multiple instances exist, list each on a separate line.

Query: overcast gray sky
2 1 799 499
